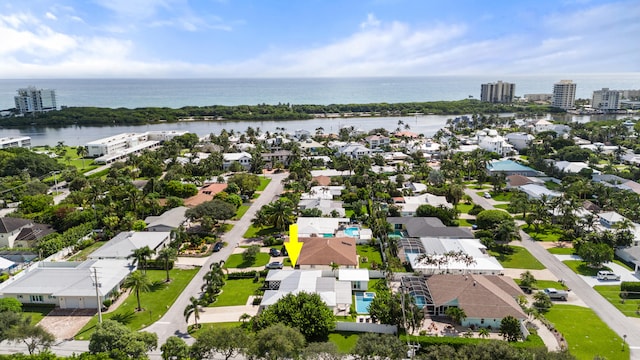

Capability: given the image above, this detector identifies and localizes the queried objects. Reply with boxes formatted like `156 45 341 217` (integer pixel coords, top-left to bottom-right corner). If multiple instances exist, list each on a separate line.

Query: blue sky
0 0 638 78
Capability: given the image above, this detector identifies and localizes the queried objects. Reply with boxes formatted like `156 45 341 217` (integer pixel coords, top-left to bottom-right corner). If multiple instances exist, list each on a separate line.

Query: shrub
468 205 485 216
476 210 512 230
103 298 113 308
621 282 640 294
474 230 493 239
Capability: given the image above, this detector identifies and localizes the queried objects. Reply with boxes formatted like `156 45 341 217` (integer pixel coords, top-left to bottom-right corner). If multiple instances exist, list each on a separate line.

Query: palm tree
184 296 202 328
445 307 467 325
158 247 178 283
239 313 252 323
76 146 88 169
478 328 490 339
128 246 154 273
123 271 151 312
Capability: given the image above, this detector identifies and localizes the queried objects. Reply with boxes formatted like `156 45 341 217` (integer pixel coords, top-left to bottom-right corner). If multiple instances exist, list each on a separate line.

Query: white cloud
45 12 57 21
360 13 380 29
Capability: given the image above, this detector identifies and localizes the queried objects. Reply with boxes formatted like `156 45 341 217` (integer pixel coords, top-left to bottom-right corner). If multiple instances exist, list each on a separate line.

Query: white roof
338 269 369 282
520 184 561 199
599 211 626 224
261 270 352 308
297 217 350 236
144 206 187 229
409 238 503 273
301 186 344 200
89 231 170 259
554 161 596 174
0 259 132 297
0 256 15 270
310 169 352 177
223 152 252 161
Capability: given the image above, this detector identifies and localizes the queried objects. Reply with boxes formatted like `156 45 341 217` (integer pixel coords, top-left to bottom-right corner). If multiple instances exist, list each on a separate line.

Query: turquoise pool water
344 227 359 237
355 291 375 313
411 292 427 309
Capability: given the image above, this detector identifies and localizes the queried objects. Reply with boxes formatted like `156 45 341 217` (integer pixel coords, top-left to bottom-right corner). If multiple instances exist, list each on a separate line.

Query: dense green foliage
0 100 557 127
88 320 157 359
37 222 94 257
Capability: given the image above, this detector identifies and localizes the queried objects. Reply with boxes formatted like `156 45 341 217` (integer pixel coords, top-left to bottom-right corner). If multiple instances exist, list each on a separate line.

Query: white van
597 271 621 281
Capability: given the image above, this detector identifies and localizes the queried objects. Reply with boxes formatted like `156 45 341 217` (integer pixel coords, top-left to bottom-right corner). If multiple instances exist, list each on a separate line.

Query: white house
0 136 31 149
144 206 188 232
301 186 345 200
364 134 390 149
504 132 535 151
88 231 172 260
554 161 600 175
296 217 350 237
337 143 375 159
298 199 345 217
519 184 562 200
476 130 514 156
222 152 252 170
0 259 132 309
394 194 452 217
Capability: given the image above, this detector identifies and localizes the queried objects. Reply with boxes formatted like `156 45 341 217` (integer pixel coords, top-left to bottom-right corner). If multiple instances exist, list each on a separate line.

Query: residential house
387 217 474 239
294 129 311 140
0 257 16 274
88 231 171 260
301 186 344 200
297 237 358 269
296 217 351 237
400 237 503 275
183 183 228 207
592 174 640 196
486 160 543 177
505 175 544 189
338 269 369 291
364 134 390 149
262 150 293 168
144 206 188 232
312 175 332 186
393 194 453 217
298 198 345 217
222 152 252 170
0 218 55 248
476 130 514 156
553 161 600 175
402 274 526 328
402 182 428 194
337 143 376 159
504 132 535 151
598 211 627 229
0 259 132 309
518 184 562 200
261 270 352 314
265 136 290 151
299 138 324 154
533 119 555 133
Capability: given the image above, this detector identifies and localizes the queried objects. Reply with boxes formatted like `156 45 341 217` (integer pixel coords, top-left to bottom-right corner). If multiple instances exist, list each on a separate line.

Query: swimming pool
412 294 427 309
344 227 359 237
355 291 375 314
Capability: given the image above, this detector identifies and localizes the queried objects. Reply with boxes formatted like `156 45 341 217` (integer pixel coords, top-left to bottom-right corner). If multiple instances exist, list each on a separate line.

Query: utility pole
94 268 103 324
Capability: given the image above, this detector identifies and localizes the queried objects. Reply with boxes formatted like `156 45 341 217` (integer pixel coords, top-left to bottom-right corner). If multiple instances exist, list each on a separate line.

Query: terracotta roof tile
297 237 358 266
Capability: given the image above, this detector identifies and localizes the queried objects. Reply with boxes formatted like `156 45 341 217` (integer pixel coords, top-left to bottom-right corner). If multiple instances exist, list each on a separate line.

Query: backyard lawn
74 268 199 340
456 203 474 214
67 241 107 261
329 331 360 353
256 177 271 191
514 279 567 290
356 245 383 270
594 285 640 318
546 304 628 360
456 218 474 227
522 225 564 242
488 246 545 270
211 278 262 307
563 260 611 276
490 192 513 201
224 253 270 269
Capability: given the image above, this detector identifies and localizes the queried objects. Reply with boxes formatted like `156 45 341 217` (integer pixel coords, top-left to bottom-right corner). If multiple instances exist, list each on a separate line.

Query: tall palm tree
128 246 154 273
445 307 467 325
184 296 202 328
158 247 178 283
123 271 151 312
76 146 88 169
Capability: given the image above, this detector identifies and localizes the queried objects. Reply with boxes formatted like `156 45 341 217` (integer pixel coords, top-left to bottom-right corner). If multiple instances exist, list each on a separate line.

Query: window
30 295 43 303
481 319 484 324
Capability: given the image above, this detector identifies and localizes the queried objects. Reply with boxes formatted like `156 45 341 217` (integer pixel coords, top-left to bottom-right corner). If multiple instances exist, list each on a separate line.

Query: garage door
61 297 81 309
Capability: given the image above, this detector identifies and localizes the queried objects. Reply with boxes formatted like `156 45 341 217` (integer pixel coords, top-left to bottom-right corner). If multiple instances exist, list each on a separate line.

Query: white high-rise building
592 88 622 111
552 80 576 110
480 81 515 103
14 86 57 114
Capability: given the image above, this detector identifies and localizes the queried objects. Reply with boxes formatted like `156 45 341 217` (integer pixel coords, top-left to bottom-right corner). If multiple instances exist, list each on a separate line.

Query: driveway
38 309 95 341
553 254 640 287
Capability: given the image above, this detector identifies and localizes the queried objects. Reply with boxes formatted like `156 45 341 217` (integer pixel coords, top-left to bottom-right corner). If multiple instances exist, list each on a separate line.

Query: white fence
336 321 397 334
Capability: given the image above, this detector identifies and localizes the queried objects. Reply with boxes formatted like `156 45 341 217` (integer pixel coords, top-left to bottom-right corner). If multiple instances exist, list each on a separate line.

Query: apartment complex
14 87 57 114
480 81 515 103
552 80 577 110
86 131 188 164
592 88 622 111
0 136 31 149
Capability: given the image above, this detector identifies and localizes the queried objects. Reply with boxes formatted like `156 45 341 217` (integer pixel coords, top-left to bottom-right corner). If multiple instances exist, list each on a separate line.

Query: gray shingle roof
387 217 474 238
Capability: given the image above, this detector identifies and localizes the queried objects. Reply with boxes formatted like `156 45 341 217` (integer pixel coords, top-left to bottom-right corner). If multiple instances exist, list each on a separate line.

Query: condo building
86 131 188 164
592 88 622 111
0 136 31 149
480 81 515 103
14 87 57 114
552 80 577 110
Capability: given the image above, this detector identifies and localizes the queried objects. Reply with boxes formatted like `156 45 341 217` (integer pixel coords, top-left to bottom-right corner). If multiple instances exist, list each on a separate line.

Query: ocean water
0 74 638 110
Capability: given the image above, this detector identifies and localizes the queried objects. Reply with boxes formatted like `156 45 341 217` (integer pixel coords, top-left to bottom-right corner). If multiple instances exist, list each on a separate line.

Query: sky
0 0 638 78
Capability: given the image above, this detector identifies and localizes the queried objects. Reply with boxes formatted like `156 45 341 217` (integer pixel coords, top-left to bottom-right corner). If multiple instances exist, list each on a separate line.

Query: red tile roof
184 183 228 207
298 237 358 266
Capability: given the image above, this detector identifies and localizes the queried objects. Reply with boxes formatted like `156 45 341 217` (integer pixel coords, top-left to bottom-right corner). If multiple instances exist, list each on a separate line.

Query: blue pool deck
355 291 375 314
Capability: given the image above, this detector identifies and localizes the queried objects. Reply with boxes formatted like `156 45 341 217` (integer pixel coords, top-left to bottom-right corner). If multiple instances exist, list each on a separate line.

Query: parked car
471 224 478 230
213 242 223 252
266 262 283 269
269 248 280 257
543 288 569 301
483 192 492 199
597 270 621 281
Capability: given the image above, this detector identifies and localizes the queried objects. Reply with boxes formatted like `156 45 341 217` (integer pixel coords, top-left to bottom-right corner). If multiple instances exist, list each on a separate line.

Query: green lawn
22 305 55 325
67 241 107 261
544 181 562 191
234 205 250 220
356 245 383 269
514 279 568 290
328 331 360 353
243 225 279 239
522 225 564 242
257 177 271 191
456 218 474 227
594 285 640 318
456 203 474 214
488 246 545 270
493 203 515 213
223 253 270 269
546 304 628 360
211 278 262 307
547 247 575 255
74 268 199 340
491 192 513 201
614 259 634 271
563 260 611 276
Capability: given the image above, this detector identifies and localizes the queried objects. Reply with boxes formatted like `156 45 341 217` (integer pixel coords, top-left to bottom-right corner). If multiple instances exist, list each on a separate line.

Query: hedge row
621 282 640 293
227 269 269 279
